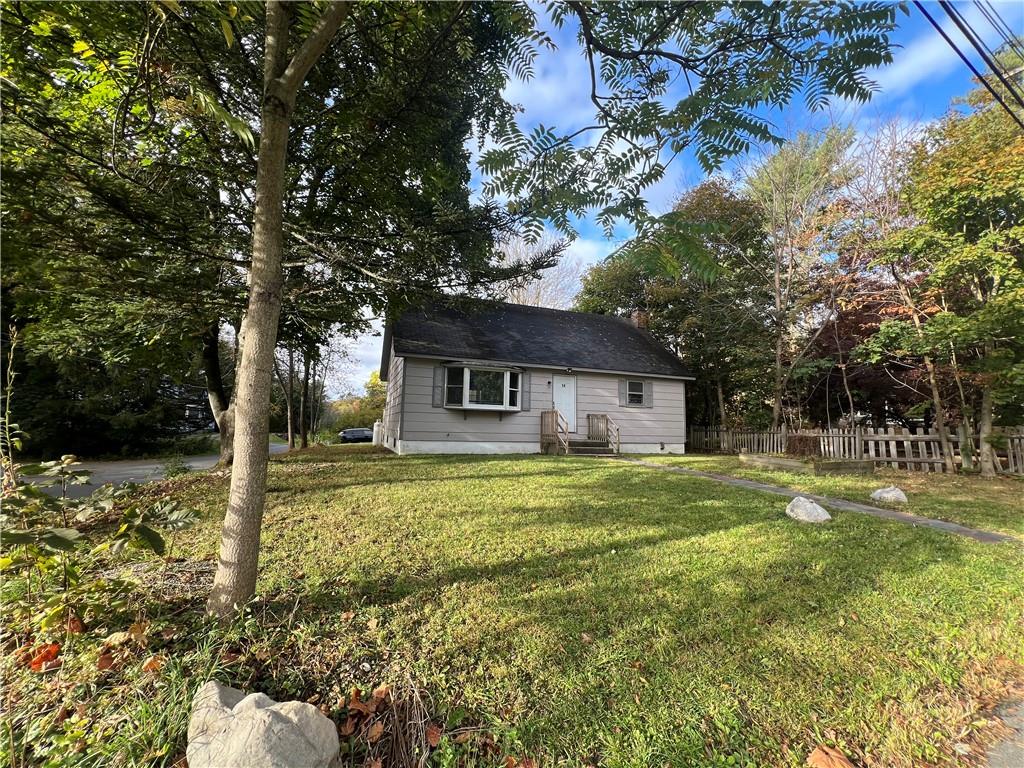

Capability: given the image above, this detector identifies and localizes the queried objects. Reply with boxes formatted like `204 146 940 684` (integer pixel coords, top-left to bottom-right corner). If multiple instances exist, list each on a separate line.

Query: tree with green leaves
866 91 1024 476
4 1 900 616
577 179 774 426
742 127 856 428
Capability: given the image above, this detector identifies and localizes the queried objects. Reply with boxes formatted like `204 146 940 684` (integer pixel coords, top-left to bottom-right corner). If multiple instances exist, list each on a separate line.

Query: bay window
444 366 521 410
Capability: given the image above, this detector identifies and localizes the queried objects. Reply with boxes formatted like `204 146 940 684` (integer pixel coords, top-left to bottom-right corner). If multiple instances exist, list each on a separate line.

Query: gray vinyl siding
382 347 404 443
400 357 543 443
397 357 686 446
573 372 685 443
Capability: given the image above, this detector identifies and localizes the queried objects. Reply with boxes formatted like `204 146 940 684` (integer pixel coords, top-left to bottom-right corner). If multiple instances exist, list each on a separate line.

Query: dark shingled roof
382 301 691 379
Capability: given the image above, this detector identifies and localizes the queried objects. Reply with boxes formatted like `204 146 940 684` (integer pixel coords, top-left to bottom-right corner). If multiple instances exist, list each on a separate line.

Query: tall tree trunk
895 274 956 473
201 323 234 466
977 385 998 477
923 356 957 474
286 345 296 449
299 347 311 448
207 0 349 619
716 378 727 427
772 333 785 428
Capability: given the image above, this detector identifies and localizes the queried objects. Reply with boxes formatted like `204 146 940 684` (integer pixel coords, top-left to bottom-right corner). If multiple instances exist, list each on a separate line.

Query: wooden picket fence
687 425 1024 476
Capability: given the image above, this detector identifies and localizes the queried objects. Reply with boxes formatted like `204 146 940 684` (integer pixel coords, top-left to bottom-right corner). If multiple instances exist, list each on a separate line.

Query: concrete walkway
616 457 1013 544
986 698 1024 767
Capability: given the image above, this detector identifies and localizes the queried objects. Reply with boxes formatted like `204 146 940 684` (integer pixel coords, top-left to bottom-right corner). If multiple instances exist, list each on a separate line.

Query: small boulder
785 496 831 523
187 681 339 768
870 485 908 504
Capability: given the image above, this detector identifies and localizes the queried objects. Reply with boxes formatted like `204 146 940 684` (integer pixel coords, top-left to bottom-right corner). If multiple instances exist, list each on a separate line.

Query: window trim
444 366 522 411
625 379 645 407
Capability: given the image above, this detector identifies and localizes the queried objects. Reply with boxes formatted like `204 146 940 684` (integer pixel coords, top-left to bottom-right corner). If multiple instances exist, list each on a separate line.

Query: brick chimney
630 309 650 329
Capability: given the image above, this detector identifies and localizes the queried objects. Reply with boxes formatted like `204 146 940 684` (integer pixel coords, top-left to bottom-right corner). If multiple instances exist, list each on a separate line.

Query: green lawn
4 446 1023 767
641 454 1024 538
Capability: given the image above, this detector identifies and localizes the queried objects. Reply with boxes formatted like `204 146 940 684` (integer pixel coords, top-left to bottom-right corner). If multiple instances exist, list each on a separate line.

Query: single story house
379 300 692 455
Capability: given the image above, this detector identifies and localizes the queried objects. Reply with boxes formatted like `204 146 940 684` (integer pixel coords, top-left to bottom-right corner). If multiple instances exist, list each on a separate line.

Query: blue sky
338 1 1024 396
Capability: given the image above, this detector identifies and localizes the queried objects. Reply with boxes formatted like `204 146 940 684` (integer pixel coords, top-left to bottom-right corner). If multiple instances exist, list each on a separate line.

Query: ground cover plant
643 454 1024 538
3 446 1023 767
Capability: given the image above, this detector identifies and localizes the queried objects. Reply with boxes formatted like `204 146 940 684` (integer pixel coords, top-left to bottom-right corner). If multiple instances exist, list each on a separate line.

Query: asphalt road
34 442 289 499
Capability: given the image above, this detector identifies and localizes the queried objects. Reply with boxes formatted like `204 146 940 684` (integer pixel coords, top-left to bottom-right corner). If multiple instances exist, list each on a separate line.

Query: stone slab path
986 697 1024 767
616 457 1013 544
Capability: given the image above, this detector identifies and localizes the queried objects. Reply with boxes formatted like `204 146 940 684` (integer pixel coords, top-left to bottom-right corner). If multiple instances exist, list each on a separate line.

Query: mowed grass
163 446 1024 767
642 454 1024 538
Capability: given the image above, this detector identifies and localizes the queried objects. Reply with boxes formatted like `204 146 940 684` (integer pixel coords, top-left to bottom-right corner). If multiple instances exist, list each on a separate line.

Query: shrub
785 433 821 457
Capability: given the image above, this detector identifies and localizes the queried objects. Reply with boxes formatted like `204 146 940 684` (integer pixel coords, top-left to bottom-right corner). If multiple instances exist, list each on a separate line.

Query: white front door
552 374 577 433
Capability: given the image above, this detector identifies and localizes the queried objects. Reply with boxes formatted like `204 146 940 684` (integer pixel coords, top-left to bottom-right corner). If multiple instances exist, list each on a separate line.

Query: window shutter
521 372 531 411
618 379 627 407
431 366 444 408
643 380 654 408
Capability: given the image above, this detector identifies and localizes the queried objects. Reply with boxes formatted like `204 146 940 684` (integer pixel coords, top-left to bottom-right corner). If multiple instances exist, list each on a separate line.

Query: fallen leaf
581 632 594 644
454 731 473 744
29 643 60 672
425 721 442 747
807 745 856 768
103 631 131 647
367 617 379 631
66 615 84 634
347 687 377 715
339 716 357 736
54 706 70 725
341 611 355 621
371 683 390 702
128 621 149 646
367 721 385 743
97 653 115 671
520 759 537 768
367 760 382 768
220 650 241 664
141 655 164 674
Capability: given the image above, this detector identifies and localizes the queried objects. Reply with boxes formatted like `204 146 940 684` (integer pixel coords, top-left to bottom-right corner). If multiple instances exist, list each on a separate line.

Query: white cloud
563 235 617 267
333 318 384 397
873 4 990 99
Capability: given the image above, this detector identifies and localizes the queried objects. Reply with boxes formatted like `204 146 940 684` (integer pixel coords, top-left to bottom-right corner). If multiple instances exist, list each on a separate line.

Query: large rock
187 681 339 768
785 496 831 523
870 485 908 504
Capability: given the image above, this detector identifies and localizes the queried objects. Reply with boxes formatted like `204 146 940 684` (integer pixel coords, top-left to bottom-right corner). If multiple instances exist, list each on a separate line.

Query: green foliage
331 372 388 432
485 3 898 238
1 451 199 634
161 455 191 480
577 179 774 426
866 76 1024 416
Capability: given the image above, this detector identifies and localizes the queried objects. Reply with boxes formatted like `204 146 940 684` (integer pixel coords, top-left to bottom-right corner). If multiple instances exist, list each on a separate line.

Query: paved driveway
35 442 289 498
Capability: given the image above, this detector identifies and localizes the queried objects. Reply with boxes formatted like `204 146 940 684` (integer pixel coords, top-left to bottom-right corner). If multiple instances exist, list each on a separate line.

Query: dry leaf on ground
807 745 856 768
425 722 443 747
29 643 60 672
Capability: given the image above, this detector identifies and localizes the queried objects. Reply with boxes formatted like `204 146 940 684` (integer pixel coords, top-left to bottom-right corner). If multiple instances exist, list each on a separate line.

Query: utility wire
913 0 1024 130
938 0 1024 111
978 0 1024 62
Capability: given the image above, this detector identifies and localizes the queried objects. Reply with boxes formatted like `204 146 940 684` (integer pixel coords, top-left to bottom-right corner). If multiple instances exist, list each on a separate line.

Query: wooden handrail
606 415 621 454
555 409 570 454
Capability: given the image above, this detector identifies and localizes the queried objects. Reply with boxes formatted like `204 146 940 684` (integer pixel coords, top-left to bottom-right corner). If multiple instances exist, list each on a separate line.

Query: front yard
643 454 1024 538
4 446 1023 767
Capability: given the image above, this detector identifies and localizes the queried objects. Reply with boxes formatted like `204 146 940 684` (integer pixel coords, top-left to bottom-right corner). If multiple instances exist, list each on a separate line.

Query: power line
940 1 1024 111
913 0 1024 131
978 0 1024 62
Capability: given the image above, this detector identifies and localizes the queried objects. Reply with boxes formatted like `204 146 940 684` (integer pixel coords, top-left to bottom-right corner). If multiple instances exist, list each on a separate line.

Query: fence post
854 426 863 459
781 423 788 453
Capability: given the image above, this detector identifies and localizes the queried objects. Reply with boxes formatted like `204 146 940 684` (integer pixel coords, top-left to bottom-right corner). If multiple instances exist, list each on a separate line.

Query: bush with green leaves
1 456 199 634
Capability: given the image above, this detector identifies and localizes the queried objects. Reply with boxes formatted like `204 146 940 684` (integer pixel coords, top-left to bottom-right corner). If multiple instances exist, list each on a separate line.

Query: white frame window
444 366 521 411
626 379 645 406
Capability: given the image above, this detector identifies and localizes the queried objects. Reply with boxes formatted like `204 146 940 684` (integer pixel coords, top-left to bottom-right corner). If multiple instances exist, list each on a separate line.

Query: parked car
339 427 373 443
